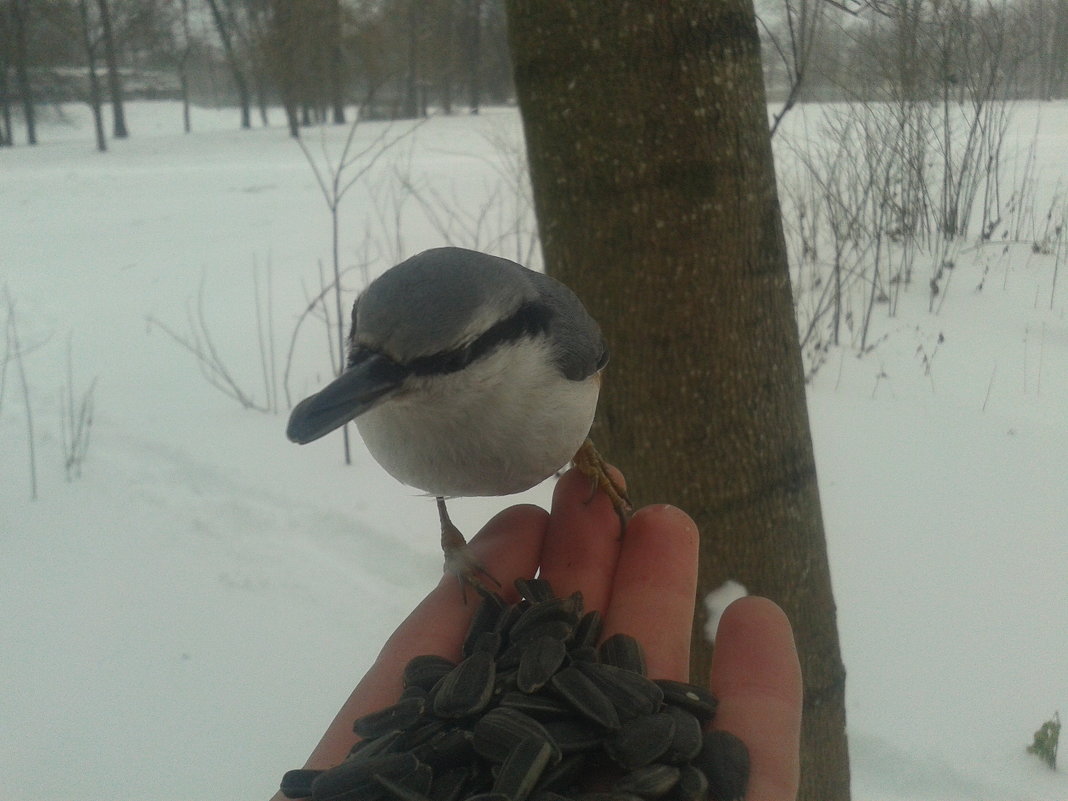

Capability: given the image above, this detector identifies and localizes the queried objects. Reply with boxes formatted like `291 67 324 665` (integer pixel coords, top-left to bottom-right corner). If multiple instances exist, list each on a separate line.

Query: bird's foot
572 438 633 525
438 497 502 602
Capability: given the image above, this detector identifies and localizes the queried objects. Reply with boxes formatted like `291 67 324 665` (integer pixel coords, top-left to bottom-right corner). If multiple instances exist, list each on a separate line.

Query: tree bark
95 0 127 138
506 4 850 801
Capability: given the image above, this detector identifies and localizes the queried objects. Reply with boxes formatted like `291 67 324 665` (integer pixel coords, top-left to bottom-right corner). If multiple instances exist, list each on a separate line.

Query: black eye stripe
349 301 555 378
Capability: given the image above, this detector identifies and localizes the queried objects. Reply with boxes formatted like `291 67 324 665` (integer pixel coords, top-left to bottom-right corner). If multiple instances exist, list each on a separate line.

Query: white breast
355 338 600 497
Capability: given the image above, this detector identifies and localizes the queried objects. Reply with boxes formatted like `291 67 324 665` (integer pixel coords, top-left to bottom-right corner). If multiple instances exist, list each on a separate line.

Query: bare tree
760 0 825 135
206 0 252 128
263 0 345 135
176 0 192 132
328 0 347 124
95 0 127 138
507 3 849 800
402 0 423 118
78 0 108 152
0 5 11 146
465 0 482 112
8 0 34 145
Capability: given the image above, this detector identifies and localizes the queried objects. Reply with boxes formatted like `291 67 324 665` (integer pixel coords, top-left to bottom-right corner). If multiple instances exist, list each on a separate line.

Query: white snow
2 101 1067 800
702 580 749 644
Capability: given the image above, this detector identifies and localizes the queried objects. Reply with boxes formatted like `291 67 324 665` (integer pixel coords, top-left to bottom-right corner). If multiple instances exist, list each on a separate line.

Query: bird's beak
286 353 405 444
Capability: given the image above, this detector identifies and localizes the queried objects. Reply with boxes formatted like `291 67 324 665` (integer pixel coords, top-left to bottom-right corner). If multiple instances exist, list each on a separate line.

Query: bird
286 246 628 591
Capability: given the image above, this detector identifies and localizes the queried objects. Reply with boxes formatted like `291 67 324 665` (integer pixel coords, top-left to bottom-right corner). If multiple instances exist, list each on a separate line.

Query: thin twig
4 287 38 500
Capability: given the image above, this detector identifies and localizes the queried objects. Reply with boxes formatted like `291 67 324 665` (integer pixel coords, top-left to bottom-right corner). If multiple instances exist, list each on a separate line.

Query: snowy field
2 101 1067 800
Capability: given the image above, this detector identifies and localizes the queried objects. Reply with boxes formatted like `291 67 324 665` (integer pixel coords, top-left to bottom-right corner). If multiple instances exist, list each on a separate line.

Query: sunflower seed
654 680 718 723
496 641 525 671
354 696 426 739
401 718 451 751
373 761 433 801
464 593 507 657
541 718 605 754
494 601 527 638
428 766 470 801
410 728 475 769
549 667 621 731
432 651 495 719
597 634 646 675
280 768 322 799
533 752 586 794
567 645 599 663
613 764 681 798
694 730 749 801
518 635 568 693
673 765 708 801
499 691 574 720
572 610 603 649
574 662 664 721
373 772 433 801
512 619 577 646
531 792 573 801
403 655 456 692
310 752 419 801
349 730 405 761
472 706 561 764
400 685 429 703
660 705 703 765
604 713 676 770
510 596 580 641
492 736 555 801
472 630 503 657
281 584 747 801
515 578 557 603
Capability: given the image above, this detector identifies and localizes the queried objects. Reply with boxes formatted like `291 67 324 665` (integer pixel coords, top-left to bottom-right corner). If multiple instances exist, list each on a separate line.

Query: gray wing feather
526 270 607 381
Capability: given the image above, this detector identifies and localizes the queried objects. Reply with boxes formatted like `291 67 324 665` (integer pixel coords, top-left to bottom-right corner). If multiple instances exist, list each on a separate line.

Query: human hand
272 466 802 801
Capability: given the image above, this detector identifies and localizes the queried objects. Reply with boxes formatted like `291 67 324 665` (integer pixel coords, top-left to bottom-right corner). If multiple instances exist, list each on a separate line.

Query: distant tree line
760 0 1068 106
0 0 514 147
2 0 1067 149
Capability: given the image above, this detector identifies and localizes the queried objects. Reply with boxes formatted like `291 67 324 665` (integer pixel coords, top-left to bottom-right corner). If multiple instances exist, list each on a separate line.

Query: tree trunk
95 0 127 138
329 0 346 124
0 16 12 147
402 0 421 118
466 0 481 113
178 0 191 133
78 0 107 152
9 0 35 145
439 0 455 115
506 4 850 801
206 0 252 129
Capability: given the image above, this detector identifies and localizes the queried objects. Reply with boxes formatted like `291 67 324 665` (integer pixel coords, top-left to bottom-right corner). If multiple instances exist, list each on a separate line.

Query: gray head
286 247 606 444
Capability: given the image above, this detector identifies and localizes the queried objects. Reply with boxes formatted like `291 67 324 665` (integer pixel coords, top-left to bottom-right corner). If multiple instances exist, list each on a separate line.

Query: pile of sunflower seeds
280 578 749 801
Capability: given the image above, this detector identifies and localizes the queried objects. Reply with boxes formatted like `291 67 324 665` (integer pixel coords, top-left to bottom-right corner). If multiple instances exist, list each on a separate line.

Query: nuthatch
287 247 627 589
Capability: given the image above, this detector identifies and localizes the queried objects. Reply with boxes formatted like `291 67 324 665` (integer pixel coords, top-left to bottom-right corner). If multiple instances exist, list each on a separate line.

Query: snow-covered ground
2 101 1066 800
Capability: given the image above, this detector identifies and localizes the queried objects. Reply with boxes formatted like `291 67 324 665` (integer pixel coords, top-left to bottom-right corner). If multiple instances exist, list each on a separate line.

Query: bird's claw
438 497 501 603
443 542 502 603
572 438 633 526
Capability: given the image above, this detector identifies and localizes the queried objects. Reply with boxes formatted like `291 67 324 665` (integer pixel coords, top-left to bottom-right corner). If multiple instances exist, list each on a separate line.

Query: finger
600 504 699 680
709 596 802 801
537 465 626 612
298 503 549 770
